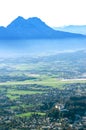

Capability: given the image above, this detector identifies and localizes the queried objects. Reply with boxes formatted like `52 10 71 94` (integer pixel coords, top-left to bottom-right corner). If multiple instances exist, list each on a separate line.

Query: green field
17 112 45 117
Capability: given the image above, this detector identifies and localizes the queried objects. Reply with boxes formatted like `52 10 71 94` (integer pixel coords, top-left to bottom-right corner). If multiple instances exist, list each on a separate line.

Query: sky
0 0 86 27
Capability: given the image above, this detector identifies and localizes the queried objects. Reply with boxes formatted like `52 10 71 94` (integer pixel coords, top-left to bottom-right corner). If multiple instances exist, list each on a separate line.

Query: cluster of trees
0 82 86 129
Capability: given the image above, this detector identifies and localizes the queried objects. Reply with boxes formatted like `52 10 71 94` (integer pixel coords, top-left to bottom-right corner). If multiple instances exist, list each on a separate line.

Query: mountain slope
54 25 86 35
0 17 85 39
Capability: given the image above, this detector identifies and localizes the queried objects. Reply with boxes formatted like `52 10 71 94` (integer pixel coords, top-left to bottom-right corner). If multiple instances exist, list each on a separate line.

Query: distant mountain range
0 16 85 39
54 25 86 35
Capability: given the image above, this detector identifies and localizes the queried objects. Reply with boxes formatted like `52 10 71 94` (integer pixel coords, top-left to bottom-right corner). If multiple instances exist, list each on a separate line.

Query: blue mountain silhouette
54 25 86 35
0 16 85 39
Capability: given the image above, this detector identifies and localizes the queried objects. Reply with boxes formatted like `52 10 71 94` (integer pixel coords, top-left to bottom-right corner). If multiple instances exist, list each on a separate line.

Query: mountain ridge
0 16 85 39
54 25 86 35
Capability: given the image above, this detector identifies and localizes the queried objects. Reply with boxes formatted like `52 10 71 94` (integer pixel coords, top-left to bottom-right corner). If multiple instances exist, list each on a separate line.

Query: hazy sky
0 0 86 27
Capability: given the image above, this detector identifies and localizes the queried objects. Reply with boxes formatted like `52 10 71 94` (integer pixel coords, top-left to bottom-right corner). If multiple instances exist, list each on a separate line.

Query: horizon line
0 16 86 28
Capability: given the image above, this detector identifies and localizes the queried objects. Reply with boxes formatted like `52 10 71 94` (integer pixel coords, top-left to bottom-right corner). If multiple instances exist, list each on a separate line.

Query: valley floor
0 51 86 129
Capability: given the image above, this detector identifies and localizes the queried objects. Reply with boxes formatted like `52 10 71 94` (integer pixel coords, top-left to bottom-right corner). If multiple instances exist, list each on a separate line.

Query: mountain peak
15 16 26 22
7 16 43 27
27 17 47 26
7 16 26 29
27 17 43 22
16 16 25 20
0 16 85 39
